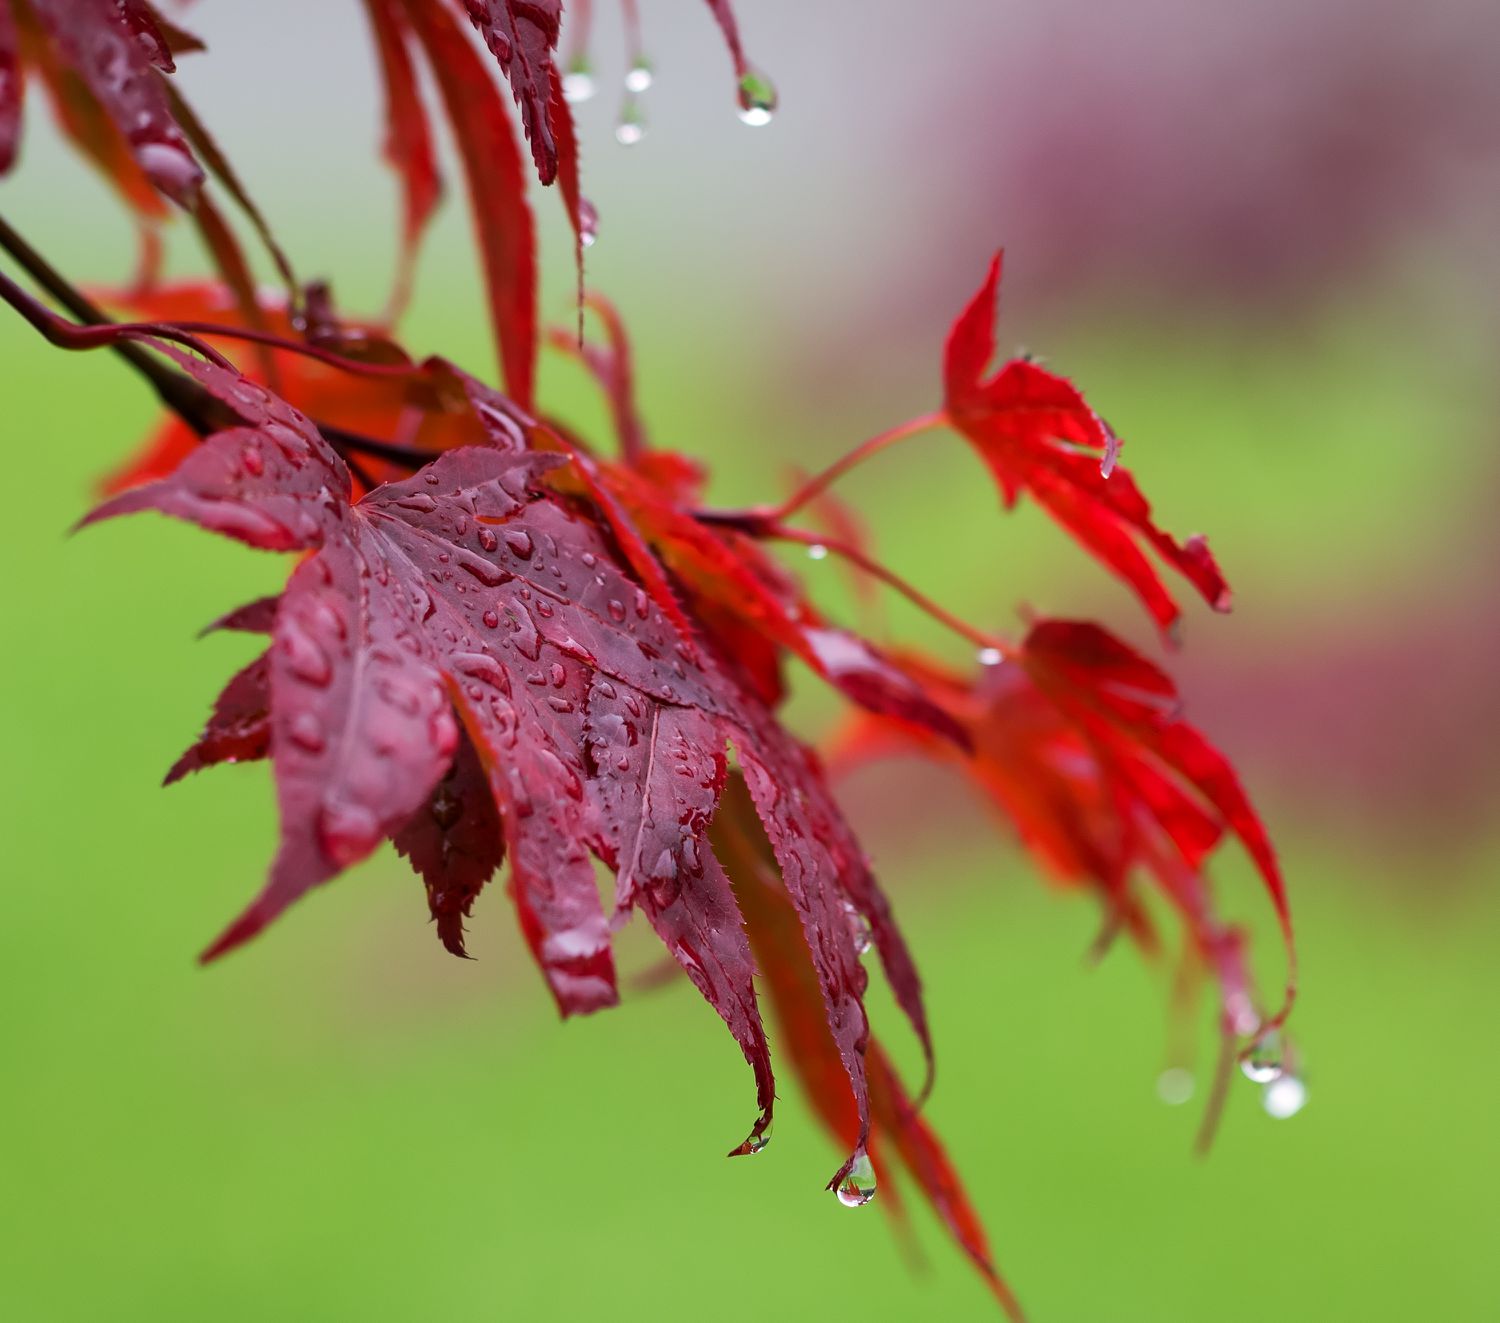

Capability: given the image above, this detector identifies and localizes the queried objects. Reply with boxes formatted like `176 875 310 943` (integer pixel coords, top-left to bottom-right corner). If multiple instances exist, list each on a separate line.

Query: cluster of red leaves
0 3 1294 1315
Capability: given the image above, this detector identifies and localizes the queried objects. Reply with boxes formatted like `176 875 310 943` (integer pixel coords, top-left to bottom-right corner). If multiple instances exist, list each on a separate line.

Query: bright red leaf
943 254 1230 636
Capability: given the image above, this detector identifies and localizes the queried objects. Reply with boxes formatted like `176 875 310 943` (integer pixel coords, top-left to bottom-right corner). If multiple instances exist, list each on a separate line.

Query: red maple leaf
944 255 1230 637
82 341 949 1205
831 618 1297 1132
6 0 203 205
461 0 563 184
0 6 1303 1312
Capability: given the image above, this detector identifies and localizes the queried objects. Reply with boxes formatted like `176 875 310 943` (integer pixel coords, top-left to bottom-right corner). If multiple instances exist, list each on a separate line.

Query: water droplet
835 1151 876 1208
241 445 265 477
482 609 500 630
281 623 333 687
615 97 646 146
1155 1068 1194 1106
287 712 326 755
562 59 595 103
841 900 872 956
624 58 654 94
977 646 1004 667
503 529 534 559
607 599 627 622
806 543 828 561
318 800 382 868
740 1119 773 1155
1240 1030 1284 1084
736 69 777 126
579 198 599 248
477 527 499 552
1262 1073 1308 1119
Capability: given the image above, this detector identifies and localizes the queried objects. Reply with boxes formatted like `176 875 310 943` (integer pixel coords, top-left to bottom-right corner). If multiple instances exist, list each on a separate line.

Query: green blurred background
3 3 1497 1319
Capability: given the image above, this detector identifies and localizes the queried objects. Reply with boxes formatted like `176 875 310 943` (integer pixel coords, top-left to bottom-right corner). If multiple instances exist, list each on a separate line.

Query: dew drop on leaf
806 542 828 561
835 1150 877 1208
977 646 1004 667
736 69 777 126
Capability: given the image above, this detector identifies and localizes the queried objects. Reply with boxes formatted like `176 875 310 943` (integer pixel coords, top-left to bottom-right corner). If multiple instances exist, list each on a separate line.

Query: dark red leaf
15 0 165 217
82 343 350 551
87 355 930 1177
117 0 177 72
393 720 505 957
200 594 279 637
943 254 1229 636
29 0 202 204
0 1 20 173
715 775 1022 1320
363 0 443 303
462 0 562 185
400 0 538 408
164 651 271 784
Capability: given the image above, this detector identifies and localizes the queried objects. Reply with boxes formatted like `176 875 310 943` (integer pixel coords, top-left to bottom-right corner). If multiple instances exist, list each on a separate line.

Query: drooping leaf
363 0 443 308
462 0 563 185
831 618 1293 1035
85 351 943 1178
400 0 537 407
713 773 1023 1320
0 0 21 173
27 0 202 204
943 254 1229 636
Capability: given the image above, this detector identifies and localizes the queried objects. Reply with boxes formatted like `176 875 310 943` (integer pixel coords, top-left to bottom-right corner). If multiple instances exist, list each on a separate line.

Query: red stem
765 523 1007 657
769 410 948 521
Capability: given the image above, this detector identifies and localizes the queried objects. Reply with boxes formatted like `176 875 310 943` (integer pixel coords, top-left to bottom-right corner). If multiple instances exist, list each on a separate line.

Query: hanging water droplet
1155 1067 1194 1106
977 646 1004 667
562 58 596 103
835 1151 876 1208
615 96 646 146
1240 1030 1284 1084
736 69 777 126
841 900 872 956
624 58 654 94
1262 1073 1308 1119
806 543 828 561
742 1118 773 1155
579 198 599 249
